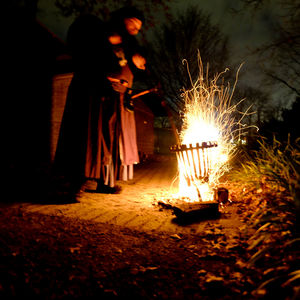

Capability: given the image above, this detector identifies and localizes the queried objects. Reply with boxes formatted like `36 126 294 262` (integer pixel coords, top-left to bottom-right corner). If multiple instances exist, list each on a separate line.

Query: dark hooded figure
101 7 146 188
51 7 145 202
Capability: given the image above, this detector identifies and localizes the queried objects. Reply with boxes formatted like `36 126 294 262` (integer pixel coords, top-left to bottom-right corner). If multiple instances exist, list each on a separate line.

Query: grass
235 136 299 207
228 136 300 299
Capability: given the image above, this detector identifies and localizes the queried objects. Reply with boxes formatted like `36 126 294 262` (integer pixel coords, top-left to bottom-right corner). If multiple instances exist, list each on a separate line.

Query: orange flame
174 54 250 202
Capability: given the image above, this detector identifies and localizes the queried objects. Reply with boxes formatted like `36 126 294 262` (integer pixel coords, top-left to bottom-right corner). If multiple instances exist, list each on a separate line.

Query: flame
175 54 250 202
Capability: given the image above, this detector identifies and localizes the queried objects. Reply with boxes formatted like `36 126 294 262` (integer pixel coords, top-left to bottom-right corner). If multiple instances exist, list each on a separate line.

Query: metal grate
170 141 218 186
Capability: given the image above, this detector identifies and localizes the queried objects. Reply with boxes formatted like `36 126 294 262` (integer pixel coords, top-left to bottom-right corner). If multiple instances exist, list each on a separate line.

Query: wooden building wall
51 73 155 161
50 73 73 161
134 100 155 158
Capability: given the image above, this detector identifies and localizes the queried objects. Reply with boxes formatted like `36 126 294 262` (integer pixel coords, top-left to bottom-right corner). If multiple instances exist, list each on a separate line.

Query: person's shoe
109 185 122 194
85 184 122 194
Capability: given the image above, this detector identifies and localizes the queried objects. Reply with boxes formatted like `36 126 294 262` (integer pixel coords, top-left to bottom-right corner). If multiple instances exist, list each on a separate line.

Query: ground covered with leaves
0 182 299 299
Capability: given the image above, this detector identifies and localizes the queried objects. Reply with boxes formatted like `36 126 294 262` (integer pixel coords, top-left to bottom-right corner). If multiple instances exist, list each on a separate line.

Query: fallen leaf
212 243 221 250
69 247 80 254
104 289 118 296
232 272 243 280
205 273 224 283
131 265 159 274
204 230 213 235
235 259 247 268
252 288 266 297
170 234 182 240
145 266 159 271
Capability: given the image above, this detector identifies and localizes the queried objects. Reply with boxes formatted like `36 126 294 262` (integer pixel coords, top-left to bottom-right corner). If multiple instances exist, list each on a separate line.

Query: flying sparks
174 54 253 202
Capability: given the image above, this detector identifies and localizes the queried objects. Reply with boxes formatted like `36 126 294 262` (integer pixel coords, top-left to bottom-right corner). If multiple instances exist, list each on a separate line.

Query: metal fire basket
168 141 224 214
170 141 218 186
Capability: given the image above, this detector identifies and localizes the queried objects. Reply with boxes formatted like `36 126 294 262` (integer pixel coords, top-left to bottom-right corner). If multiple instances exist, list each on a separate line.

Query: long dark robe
52 13 142 193
114 65 139 166
52 14 120 192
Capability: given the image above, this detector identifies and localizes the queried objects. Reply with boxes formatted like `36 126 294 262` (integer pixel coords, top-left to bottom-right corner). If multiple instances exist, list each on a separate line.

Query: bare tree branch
147 6 229 114
264 71 300 96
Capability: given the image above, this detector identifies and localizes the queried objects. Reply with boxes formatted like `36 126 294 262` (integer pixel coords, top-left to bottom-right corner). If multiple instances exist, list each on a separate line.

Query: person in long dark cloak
51 7 145 201
96 7 146 191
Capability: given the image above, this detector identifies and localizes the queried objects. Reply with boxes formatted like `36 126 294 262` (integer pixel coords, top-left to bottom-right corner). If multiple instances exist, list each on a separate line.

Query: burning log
159 54 251 221
170 142 218 182
167 54 252 204
157 200 220 223
170 141 218 201
172 201 220 221
158 188 228 223
164 131 229 222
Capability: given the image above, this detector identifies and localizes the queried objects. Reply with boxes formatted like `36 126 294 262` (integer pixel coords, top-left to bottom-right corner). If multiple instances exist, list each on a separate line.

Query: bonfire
171 54 253 203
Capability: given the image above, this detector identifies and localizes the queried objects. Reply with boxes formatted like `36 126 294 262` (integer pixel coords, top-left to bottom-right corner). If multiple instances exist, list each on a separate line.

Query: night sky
36 0 288 106
37 0 276 49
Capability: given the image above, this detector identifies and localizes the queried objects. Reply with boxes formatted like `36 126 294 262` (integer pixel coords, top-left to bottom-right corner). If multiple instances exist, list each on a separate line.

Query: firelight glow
174 54 249 202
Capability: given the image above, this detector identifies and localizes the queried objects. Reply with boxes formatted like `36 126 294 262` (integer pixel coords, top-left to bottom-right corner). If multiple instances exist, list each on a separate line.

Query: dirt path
0 158 259 299
11 158 244 235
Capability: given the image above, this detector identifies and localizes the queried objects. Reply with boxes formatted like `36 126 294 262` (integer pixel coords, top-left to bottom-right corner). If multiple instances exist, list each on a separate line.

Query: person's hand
111 82 127 93
107 77 128 93
108 34 122 45
132 54 146 70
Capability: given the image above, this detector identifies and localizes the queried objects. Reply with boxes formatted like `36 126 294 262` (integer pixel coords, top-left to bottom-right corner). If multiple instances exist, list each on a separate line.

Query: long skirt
52 74 118 192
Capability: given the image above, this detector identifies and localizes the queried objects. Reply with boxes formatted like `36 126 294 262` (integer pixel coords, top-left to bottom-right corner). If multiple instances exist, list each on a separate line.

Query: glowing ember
173 54 250 202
